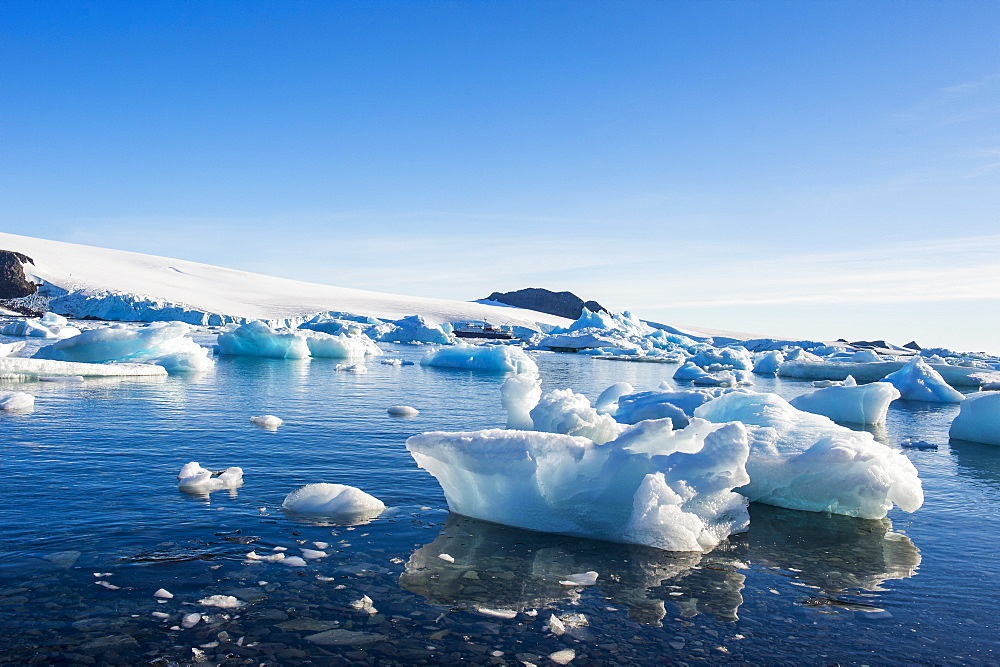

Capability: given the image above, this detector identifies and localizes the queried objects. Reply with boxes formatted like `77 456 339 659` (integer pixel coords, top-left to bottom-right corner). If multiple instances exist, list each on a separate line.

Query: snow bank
177 462 244 493
421 344 538 375
694 391 923 519
528 388 624 444
0 357 167 377
406 419 751 552
789 379 901 425
281 483 386 519
949 392 1000 445
0 391 34 411
33 321 213 372
879 357 965 403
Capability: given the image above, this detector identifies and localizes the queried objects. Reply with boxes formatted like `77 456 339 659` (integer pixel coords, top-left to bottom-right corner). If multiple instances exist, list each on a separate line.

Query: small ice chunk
548 614 566 635
0 391 34 412
95 580 120 590
249 414 283 429
559 571 598 586
151 611 170 619
300 548 328 559
350 594 377 614
177 462 244 493
386 405 419 417
549 648 576 664
282 556 308 567
246 550 285 562
281 483 386 520
475 607 517 619
437 553 455 563
335 363 367 373
154 588 174 599
181 613 202 629
197 595 244 609
313 541 330 549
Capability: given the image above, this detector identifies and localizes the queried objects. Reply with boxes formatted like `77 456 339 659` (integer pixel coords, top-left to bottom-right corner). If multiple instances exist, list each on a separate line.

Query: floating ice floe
249 414 283 429
176 462 244 493
282 483 386 521
0 356 168 378
789 376 901 425
197 595 244 609
406 417 751 552
752 350 785 375
879 357 965 403
694 391 923 519
949 392 1000 445
386 405 419 417
33 321 213 372
335 363 367 373
0 312 81 339
0 390 34 411
421 344 538 375
301 329 382 359
218 321 310 359
673 362 751 387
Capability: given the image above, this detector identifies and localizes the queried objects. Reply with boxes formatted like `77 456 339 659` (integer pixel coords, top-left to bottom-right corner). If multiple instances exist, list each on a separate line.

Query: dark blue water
1 346 997 665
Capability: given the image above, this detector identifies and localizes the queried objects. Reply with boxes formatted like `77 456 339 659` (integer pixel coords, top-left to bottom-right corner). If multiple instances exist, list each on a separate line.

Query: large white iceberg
406 418 751 552
421 344 538 375
752 350 784 375
177 462 244 493
500 374 542 429
949 392 1000 445
789 378 901 425
301 330 382 359
694 391 923 519
33 321 213 372
380 315 454 345
879 357 965 403
217 321 310 359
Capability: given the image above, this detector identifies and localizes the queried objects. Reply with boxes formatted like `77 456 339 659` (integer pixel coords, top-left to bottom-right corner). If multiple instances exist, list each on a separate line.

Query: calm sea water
1 343 998 665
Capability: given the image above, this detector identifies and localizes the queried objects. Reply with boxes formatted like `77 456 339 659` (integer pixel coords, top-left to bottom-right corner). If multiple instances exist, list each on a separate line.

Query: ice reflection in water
746 503 920 606
399 514 746 625
948 438 1000 489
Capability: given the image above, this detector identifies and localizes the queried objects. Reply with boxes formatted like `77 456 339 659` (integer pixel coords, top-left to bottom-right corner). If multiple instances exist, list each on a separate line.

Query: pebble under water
1 344 998 665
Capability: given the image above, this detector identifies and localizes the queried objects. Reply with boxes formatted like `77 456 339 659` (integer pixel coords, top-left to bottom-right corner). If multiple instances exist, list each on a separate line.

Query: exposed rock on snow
0 249 37 299
483 288 607 320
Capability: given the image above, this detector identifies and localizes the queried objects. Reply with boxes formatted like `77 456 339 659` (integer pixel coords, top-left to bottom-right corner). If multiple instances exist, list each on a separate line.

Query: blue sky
2 1 998 352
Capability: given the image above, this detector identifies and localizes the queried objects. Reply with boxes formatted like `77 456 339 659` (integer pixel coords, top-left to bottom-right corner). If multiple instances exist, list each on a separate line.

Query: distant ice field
0 344 997 664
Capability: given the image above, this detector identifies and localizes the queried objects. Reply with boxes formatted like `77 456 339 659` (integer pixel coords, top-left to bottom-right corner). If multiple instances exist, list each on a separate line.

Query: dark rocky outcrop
0 249 38 299
484 288 607 320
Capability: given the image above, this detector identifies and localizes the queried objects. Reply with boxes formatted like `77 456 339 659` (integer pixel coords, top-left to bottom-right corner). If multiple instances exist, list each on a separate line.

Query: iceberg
1 316 81 339
421 344 538 375
406 418 751 552
0 356 167 378
281 483 386 520
380 315 454 345
217 321 310 359
789 378 901 425
387 405 420 417
879 357 965 403
0 341 25 357
694 391 923 519
949 392 1000 445
177 462 244 493
687 346 753 371
752 350 784 375
594 382 635 414
33 321 214 372
0 390 34 411
301 329 382 359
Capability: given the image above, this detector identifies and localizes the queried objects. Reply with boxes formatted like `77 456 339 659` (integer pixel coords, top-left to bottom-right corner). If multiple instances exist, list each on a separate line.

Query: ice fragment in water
153 588 174 599
350 595 377 614
559 571 598 586
282 483 386 520
549 648 576 664
0 391 34 411
198 595 244 609
421 344 538 375
249 414 283 429
177 462 244 493
300 548 328 559
437 553 455 563
282 556 308 567
548 614 566 635
386 405 419 417
181 613 202 628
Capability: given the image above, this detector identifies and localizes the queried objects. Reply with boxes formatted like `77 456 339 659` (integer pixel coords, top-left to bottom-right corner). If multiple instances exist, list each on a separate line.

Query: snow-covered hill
0 232 571 330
